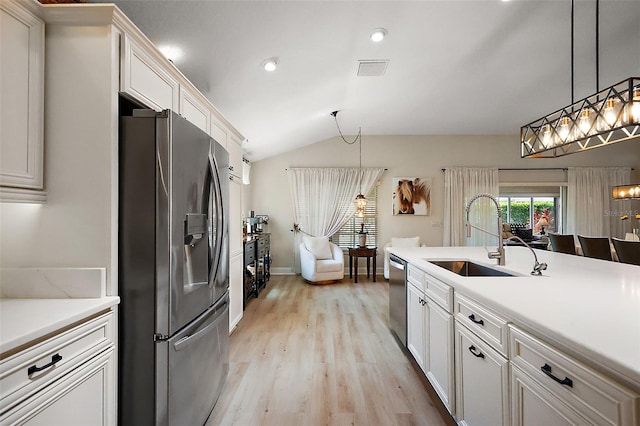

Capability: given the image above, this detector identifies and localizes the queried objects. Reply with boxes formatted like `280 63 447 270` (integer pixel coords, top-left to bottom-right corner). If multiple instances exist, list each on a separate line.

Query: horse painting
393 177 431 215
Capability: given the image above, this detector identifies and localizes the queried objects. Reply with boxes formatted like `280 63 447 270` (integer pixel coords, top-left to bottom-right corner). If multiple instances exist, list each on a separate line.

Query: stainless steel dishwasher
389 254 407 347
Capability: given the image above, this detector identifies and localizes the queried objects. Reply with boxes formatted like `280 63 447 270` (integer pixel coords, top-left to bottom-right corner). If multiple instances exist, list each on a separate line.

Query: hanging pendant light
331 111 367 216
521 0 640 158
355 131 367 217
612 184 640 200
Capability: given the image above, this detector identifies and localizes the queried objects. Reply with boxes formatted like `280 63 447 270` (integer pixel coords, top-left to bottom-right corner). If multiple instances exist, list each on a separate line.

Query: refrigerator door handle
207 155 224 288
173 297 228 351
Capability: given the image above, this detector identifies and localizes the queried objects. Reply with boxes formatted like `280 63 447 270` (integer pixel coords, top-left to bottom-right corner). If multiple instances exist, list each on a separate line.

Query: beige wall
0 25 119 289
247 135 639 273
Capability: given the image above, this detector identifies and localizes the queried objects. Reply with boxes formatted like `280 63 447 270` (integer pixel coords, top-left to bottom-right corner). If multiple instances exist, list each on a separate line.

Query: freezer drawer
156 295 229 426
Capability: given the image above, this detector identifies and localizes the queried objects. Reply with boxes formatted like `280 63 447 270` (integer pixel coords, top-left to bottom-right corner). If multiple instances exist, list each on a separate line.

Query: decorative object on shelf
358 222 367 247
612 184 640 200
331 110 367 217
520 0 640 158
392 177 431 215
537 217 549 235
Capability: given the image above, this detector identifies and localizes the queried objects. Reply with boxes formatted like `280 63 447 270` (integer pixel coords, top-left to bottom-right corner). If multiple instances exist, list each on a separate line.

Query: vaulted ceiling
98 0 640 160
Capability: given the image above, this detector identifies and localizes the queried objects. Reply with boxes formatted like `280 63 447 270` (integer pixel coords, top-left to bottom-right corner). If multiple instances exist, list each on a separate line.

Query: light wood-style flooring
206 274 450 426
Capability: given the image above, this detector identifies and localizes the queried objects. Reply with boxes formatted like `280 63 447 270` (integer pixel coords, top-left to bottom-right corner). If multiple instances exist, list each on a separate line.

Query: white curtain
443 167 499 247
566 167 631 238
288 167 385 272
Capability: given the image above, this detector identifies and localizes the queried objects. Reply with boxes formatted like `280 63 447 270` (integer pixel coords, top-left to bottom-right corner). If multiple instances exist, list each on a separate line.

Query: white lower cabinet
406 266 455 415
406 264 639 426
454 320 510 426
407 282 426 371
509 325 639 426
0 310 115 425
510 364 590 425
229 251 243 332
2 348 114 425
426 300 454 412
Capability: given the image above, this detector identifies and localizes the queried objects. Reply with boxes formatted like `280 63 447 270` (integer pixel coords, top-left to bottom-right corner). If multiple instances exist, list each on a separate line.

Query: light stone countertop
388 245 640 392
0 268 120 356
0 297 120 355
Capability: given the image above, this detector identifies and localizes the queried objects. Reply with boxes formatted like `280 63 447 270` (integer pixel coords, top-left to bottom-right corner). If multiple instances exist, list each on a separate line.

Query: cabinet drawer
424 274 452 312
407 264 425 293
244 241 256 265
0 311 113 414
454 293 508 356
509 326 639 425
1 347 114 425
257 237 269 258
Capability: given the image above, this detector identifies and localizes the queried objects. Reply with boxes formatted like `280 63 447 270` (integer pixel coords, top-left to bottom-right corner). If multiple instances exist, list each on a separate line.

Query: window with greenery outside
500 196 557 234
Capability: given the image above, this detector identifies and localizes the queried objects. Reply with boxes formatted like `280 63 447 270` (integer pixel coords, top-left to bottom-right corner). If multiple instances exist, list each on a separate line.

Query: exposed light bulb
541 124 553 147
370 28 388 42
631 89 640 123
558 117 571 142
577 109 592 136
603 98 617 126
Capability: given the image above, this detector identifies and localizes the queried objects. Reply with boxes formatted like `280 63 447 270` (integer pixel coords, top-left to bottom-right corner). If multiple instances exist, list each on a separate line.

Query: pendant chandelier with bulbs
521 0 640 158
331 111 367 217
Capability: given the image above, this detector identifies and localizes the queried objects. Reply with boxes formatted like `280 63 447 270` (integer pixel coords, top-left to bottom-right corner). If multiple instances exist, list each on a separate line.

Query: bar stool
548 233 576 255
577 235 612 261
611 238 640 266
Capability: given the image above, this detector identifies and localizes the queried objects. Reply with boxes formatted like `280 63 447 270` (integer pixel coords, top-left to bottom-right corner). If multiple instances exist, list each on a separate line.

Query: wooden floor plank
207 274 449 426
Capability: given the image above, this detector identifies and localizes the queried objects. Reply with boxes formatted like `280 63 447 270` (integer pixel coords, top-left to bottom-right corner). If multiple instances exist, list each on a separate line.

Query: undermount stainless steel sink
428 260 516 277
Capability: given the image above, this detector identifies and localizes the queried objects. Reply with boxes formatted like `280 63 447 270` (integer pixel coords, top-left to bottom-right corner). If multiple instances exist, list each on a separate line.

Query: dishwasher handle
389 256 406 270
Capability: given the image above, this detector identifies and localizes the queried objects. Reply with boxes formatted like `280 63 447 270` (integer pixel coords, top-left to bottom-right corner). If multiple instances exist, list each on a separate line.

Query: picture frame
392 177 431 215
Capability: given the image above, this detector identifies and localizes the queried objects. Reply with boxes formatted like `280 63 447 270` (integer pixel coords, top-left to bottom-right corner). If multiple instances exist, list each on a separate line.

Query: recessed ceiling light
370 28 388 42
262 57 278 72
158 45 183 63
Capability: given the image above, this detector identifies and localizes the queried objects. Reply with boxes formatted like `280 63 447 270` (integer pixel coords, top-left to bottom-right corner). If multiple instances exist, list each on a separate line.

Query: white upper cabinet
0 0 45 202
121 33 179 112
179 85 210 135
210 119 229 149
228 135 243 179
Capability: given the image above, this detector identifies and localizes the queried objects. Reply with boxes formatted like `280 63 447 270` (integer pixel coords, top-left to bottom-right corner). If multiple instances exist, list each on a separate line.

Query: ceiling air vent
357 60 389 77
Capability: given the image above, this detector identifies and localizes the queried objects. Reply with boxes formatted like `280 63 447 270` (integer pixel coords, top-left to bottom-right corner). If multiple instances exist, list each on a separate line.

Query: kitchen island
389 245 639 425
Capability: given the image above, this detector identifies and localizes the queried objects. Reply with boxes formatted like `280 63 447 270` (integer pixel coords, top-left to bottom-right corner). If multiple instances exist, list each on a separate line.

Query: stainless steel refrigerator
118 109 229 425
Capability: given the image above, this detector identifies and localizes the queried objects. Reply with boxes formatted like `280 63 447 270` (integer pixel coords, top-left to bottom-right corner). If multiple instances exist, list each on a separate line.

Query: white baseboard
270 267 385 277
270 267 296 275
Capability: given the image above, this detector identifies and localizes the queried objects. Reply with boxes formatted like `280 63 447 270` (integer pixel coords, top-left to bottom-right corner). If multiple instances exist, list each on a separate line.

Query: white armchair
299 236 344 283
383 236 423 280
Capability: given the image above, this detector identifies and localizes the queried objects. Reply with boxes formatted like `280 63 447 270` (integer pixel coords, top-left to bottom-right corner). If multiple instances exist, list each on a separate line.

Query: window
332 186 378 248
499 192 562 234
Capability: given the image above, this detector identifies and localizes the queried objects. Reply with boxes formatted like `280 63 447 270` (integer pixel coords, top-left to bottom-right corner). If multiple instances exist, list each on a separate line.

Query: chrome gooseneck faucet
465 194 505 265
465 193 548 275
506 235 548 276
